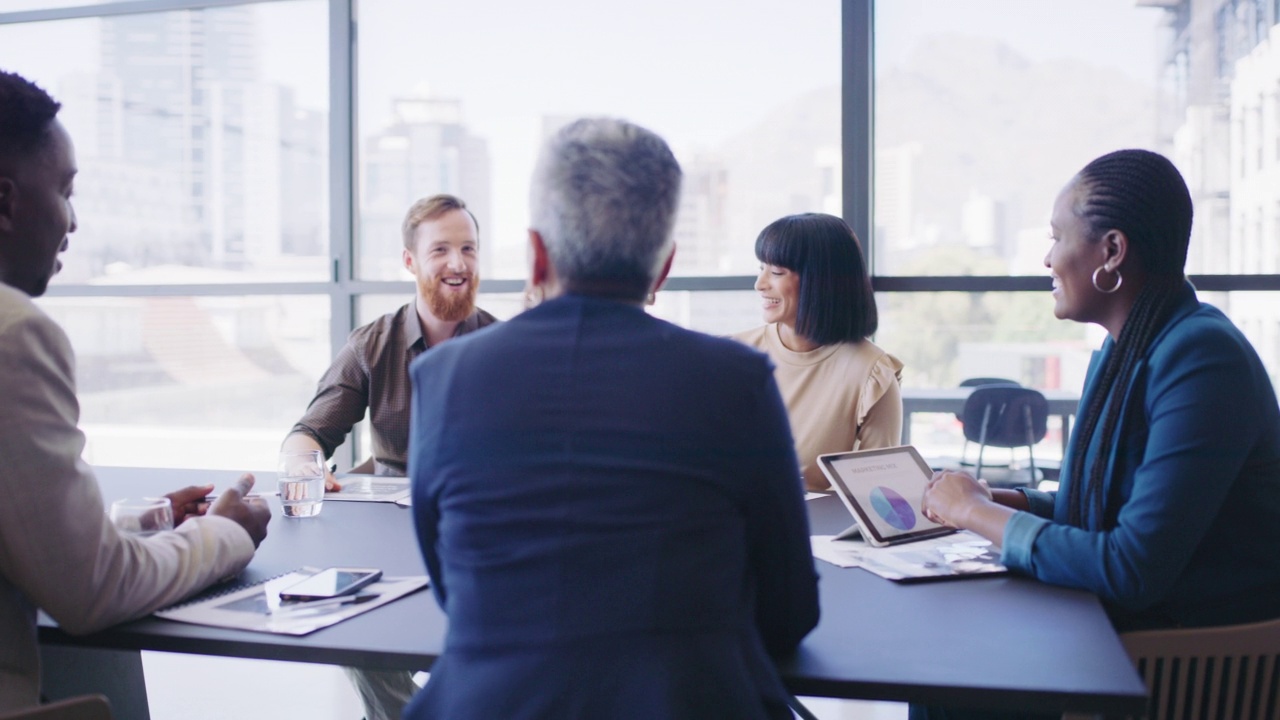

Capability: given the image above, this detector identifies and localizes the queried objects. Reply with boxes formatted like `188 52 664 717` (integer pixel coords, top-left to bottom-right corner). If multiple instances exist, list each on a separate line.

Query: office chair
955 378 1020 467
0 695 113 720
959 385 1048 488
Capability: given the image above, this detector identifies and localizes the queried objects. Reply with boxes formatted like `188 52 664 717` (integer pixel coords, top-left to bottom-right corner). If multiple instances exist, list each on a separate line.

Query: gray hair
529 117 683 301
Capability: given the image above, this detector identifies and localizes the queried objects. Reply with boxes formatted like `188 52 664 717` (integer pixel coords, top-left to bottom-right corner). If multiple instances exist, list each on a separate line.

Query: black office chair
960 385 1048 488
956 378 1020 467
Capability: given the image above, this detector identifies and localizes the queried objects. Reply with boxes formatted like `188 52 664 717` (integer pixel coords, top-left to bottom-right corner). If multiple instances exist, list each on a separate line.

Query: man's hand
281 433 341 491
164 483 216 525
208 473 271 548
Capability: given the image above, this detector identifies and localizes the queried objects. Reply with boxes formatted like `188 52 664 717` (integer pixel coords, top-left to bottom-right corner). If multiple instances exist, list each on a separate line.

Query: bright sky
0 0 1167 266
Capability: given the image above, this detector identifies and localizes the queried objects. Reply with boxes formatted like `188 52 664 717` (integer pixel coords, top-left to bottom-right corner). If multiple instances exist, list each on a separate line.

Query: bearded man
282 194 497 485
281 194 495 720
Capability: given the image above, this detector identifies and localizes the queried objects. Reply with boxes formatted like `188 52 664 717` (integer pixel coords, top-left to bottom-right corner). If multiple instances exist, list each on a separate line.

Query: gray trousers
342 667 420 720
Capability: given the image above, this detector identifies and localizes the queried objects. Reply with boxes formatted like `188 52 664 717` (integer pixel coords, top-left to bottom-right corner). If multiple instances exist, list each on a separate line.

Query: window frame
6 0 1279 468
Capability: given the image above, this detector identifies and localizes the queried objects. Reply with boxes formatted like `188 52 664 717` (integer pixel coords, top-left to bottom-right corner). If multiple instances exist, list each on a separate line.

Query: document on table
810 531 1006 582
155 570 429 635
327 474 410 503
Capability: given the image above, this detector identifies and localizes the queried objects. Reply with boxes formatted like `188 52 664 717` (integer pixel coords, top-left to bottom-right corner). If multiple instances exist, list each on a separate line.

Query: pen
273 593 380 614
202 491 280 502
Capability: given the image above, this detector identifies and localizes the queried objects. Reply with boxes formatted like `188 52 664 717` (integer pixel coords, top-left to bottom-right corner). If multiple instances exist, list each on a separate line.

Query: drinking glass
278 449 326 518
109 497 175 536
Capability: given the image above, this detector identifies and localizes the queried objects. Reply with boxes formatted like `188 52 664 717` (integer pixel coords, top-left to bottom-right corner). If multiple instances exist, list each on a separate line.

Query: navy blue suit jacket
405 295 820 719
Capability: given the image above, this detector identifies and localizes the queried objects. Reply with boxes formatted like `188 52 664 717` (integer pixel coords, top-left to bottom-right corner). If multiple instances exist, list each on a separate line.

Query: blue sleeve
408 351 449 609
1019 487 1056 518
743 365 821 657
1021 321 1264 610
999 488 1055 570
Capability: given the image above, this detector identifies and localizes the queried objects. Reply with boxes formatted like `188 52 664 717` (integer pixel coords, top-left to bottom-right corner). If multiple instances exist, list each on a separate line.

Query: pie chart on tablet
870 486 916 530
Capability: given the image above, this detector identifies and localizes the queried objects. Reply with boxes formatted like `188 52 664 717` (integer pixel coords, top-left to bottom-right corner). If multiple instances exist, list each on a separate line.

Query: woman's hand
922 470 991 528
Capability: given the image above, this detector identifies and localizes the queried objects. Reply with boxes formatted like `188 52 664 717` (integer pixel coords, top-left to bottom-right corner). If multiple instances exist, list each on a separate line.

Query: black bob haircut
0 70 62 160
754 213 878 346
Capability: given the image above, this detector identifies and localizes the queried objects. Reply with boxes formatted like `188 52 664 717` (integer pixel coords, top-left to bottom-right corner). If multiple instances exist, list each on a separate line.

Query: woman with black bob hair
915 149 1280 718
734 213 903 492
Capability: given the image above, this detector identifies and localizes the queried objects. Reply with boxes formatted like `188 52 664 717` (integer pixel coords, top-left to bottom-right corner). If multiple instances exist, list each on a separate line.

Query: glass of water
278 449 326 518
109 497 175 536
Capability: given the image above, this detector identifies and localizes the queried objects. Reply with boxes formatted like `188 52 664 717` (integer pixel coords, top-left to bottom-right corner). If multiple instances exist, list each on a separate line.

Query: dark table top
38 466 1146 715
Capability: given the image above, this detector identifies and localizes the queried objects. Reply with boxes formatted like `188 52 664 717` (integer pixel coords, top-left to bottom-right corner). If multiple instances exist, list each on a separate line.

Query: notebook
155 568 428 635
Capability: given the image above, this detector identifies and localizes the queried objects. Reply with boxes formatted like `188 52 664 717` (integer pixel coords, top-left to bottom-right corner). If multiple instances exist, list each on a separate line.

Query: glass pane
875 289 1094 464
36 295 330 471
356 0 840 282
1 1 330 286
0 1 92 11
874 0 1280 278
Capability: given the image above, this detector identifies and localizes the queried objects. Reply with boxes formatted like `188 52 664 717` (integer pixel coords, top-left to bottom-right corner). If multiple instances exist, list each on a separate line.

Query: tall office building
1146 0 1280 376
671 154 731 274
361 95 492 279
71 7 329 275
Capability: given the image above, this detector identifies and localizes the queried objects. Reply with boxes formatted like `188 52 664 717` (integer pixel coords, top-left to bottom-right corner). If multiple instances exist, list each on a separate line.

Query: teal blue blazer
1005 284 1280 630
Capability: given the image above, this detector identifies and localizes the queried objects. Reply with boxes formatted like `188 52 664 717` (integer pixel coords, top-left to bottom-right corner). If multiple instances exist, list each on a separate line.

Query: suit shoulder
0 285 63 344
1154 303 1248 357
661 320 775 377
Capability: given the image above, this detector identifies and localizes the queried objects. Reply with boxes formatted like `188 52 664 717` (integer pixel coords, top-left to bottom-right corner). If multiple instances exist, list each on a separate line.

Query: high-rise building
1147 0 1280 376
361 95 491 279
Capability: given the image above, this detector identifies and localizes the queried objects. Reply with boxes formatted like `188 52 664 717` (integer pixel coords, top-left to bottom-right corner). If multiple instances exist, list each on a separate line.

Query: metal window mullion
43 282 338 297
843 0 874 268
0 0 297 25
327 0 357 470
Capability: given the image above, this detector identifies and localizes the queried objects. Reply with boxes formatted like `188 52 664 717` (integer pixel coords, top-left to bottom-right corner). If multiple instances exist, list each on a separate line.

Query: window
4 0 1278 473
355 0 840 282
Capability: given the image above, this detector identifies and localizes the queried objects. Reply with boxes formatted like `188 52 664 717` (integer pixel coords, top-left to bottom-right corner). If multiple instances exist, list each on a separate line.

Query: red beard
420 274 477 322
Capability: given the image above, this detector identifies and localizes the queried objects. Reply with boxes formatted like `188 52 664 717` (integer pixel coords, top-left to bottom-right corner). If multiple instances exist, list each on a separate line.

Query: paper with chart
810 531 1006 582
155 569 429 635
326 474 411 503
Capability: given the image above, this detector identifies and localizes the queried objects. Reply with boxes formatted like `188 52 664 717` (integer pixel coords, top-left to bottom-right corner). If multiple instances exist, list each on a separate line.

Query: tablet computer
817 445 955 547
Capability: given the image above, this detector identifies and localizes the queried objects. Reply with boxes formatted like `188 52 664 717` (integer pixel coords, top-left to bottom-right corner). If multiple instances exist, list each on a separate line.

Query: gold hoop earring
1092 266 1122 294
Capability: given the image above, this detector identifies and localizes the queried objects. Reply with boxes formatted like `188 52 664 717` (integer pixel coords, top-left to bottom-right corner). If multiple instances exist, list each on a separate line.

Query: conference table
38 467 1147 717
901 387 1082 455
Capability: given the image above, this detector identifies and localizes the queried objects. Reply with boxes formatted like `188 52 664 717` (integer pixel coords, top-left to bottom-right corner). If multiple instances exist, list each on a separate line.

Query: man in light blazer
0 69 271 712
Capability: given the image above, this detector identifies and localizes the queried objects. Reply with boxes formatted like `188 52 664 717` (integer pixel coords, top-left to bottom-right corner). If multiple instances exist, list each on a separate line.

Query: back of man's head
0 70 61 167
529 117 682 302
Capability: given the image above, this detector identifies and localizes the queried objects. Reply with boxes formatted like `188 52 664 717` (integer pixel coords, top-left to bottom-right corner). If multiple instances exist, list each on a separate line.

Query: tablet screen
817 446 955 546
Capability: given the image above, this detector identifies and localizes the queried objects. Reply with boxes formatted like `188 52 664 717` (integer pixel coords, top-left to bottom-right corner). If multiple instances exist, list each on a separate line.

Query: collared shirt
290 303 498 475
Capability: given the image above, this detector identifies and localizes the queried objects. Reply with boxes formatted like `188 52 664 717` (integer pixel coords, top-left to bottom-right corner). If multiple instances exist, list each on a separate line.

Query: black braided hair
0 70 62 160
1064 149 1193 530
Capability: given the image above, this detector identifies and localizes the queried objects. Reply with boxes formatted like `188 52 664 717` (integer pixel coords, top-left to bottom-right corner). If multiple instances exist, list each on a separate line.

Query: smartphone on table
278 567 382 602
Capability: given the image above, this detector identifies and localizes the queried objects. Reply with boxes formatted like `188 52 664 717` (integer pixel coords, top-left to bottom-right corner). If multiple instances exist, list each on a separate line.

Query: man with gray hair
404 117 819 719
524 117 682 305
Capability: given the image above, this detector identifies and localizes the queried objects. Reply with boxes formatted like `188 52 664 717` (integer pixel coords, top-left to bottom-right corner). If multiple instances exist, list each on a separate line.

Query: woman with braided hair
914 151 1280 717
928 149 1280 627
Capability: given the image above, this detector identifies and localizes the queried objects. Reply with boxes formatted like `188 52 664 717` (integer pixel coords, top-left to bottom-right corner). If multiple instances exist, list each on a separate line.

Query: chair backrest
1120 617 1280 720
955 378 1020 424
960 386 1048 448
0 695 112 720
958 377 1020 389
